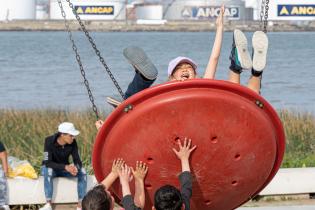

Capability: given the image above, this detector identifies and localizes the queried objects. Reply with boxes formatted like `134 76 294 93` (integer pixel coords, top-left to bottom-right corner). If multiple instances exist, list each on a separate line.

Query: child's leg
247 31 268 94
229 70 241 84
124 71 155 99
123 47 158 99
228 29 252 84
247 76 261 94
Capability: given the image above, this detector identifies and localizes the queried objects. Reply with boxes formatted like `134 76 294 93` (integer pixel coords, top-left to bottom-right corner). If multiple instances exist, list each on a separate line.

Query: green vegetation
0 109 314 175
279 110 315 167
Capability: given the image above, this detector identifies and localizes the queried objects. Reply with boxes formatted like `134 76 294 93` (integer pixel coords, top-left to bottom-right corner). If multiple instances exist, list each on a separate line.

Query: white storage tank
163 0 253 21
136 4 163 20
36 4 49 20
50 0 126 20
0 0 36 21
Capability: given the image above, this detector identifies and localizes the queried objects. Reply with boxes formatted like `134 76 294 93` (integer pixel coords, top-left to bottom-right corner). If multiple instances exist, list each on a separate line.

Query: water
0 31 314 113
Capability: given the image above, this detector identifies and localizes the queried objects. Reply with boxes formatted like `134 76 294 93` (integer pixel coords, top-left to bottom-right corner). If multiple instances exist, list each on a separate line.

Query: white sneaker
39 203 52 210
0 205 10 210
252 31 269 72
76 207 82 210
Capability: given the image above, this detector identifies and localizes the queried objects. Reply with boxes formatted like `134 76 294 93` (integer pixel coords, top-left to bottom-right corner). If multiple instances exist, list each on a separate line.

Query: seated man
40 122 87 210
0 141 10 210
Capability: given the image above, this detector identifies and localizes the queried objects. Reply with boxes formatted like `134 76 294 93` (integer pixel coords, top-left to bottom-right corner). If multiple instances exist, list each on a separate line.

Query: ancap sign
75 5 114 15
278 5 315 16
182 7 240 19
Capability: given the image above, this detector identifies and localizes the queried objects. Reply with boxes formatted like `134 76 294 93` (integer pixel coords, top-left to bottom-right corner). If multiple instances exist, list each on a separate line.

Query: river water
0 31 314 113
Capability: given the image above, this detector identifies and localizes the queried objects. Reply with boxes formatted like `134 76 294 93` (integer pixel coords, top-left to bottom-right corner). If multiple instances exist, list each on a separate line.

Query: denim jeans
0 167 7 205
41 166 87 202
124 72 155 99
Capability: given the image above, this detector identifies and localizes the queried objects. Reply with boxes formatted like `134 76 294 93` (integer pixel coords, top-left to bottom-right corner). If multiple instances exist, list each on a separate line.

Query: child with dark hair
153 138 196 210
82 159 148 210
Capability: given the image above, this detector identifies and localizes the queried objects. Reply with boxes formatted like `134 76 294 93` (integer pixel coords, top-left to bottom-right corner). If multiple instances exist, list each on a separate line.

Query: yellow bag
8 156 38 179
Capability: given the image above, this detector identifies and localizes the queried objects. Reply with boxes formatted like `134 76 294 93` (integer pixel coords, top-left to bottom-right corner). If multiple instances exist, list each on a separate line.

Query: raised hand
172 138 197 161
132 161 148 181
111 158 125 177
132 161 148 209
118 164 133 196
216 4 225 28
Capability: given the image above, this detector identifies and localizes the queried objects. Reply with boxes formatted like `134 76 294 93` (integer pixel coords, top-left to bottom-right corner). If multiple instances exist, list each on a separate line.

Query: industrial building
0 0 314 22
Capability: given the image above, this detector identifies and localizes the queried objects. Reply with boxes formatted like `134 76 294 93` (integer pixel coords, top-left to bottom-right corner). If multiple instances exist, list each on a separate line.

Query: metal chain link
260 0 269 33
64 0 125 99
57 0 99 119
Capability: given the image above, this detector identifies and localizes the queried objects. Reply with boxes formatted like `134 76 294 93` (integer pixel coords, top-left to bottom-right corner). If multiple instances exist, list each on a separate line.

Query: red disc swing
93 79 285 210
57 0 284 209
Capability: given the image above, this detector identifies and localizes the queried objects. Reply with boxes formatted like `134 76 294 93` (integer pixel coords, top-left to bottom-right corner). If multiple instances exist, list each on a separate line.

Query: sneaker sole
234 29 252 70
123 47 158 80
106 96 122 108
252 31 268 72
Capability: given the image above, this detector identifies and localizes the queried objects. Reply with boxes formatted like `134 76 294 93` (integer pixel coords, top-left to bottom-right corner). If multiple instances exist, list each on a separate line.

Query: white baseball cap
58 122 80 136
167 56 198 76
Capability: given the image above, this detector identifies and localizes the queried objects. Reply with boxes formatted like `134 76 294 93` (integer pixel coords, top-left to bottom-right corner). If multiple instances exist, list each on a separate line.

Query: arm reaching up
132 161 148 209
204 5 225 79
101 158 125 189
172 138 196 210
172 138 197 172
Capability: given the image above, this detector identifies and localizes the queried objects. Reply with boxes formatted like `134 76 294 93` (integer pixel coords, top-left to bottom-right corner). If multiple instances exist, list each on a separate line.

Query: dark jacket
42 133 82 170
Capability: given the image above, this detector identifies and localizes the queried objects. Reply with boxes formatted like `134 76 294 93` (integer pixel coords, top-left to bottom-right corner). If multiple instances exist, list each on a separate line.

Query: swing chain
260 0 269 33
64 0 126 99
57 0 99 119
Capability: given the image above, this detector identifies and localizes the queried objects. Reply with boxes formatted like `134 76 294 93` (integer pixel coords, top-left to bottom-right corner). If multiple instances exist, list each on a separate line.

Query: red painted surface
93 79 285 210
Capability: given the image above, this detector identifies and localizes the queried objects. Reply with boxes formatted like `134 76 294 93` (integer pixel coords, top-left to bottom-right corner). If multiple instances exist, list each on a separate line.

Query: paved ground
52 199 315 210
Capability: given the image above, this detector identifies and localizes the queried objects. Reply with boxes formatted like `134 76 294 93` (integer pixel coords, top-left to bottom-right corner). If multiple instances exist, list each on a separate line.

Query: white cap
167 56 197 76
58 122 80 136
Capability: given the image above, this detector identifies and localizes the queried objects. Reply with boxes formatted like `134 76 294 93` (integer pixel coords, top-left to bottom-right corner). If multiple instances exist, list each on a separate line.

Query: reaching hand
172 138 197 161
95 120 104 130
118 164 133 185
111 158 125 176
132 161 148 181
216 5 225 28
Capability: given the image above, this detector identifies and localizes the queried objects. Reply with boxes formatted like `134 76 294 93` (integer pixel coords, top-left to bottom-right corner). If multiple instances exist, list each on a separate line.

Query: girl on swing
96 5 269 129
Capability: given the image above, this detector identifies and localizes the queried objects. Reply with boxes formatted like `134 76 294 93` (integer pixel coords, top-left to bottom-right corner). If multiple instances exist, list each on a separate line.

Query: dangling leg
228 29 252 84
247 75 262 94
123 47 158 99
124 71 156 99
106 47 158 107
247 31 268 94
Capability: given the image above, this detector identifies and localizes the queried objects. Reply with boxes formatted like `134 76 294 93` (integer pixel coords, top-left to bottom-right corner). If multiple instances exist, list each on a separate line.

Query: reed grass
0 109 314 174
279 110 315 167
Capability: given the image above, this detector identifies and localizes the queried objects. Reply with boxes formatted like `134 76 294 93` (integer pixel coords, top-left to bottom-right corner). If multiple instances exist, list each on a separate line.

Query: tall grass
0 109 314 173
279 110 315 168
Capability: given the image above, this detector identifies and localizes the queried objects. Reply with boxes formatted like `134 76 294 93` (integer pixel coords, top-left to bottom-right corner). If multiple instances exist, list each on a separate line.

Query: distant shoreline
0 20 314 32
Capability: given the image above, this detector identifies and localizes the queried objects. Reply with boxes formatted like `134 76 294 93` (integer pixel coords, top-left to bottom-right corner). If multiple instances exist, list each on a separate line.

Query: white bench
8 175 97 205
7 168 315 205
